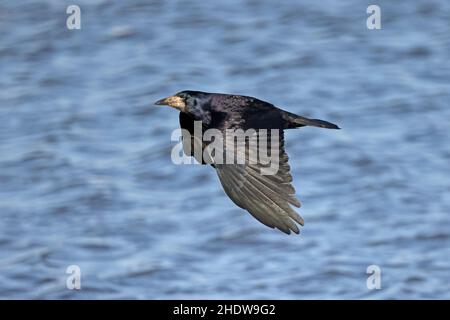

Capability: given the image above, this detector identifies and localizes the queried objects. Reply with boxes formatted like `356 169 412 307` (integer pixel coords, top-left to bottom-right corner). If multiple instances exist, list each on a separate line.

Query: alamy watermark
65 4 382 32
66 5 81 30
66 265 81 290
366 265 382 290
367 5 381 30
170 121 281 175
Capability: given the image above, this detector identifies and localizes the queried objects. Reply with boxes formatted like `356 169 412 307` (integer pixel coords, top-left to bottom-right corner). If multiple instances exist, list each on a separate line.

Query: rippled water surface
0 0 449 299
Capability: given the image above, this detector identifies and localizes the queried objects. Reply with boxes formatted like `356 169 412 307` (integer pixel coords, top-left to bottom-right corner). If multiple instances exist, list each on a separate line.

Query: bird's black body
156 91 339 234
178 91 338 131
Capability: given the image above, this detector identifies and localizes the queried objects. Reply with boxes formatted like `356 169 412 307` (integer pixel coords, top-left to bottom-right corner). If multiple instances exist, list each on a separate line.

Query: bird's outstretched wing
179 106 304 234
213 130 304 234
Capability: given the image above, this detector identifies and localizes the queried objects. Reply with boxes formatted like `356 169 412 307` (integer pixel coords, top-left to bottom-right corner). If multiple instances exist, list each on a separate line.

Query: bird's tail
291 115 340 129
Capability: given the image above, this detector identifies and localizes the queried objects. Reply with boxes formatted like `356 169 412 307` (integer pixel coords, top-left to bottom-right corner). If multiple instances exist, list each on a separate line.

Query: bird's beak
154 98 168 105
154 95 186 111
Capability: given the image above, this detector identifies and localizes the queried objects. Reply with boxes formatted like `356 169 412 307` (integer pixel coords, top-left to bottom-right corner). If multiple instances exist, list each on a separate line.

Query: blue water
0 0 449 299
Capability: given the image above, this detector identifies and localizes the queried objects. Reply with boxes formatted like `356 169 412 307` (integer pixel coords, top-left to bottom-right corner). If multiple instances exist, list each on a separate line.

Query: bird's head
154 91 210 116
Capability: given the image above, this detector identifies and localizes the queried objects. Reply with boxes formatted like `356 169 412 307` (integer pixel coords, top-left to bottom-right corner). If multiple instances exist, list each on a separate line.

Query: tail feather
292 115 340 129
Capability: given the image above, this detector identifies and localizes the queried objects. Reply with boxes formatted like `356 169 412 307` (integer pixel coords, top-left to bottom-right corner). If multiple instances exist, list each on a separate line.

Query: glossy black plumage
156 91 339 234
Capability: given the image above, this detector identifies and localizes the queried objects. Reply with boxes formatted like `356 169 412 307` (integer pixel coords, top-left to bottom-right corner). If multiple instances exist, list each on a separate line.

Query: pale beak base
154 95 186 112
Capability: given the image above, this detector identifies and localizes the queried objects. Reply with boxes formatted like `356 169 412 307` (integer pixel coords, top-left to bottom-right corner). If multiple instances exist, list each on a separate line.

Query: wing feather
214 130 303 234
179 109 304 234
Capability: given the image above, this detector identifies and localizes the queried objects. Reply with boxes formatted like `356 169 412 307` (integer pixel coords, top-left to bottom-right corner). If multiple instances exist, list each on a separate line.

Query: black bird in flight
155 91 339 234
